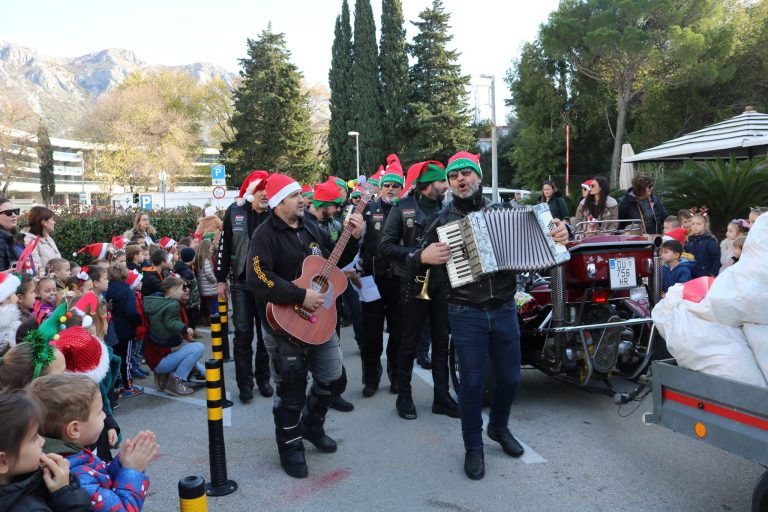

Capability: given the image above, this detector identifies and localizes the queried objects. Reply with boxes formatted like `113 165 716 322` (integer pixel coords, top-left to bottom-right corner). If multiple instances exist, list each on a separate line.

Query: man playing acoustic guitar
246 173 364 479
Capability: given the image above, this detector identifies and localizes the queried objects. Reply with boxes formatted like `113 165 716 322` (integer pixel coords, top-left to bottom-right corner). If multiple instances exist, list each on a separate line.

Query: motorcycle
450 220 666 396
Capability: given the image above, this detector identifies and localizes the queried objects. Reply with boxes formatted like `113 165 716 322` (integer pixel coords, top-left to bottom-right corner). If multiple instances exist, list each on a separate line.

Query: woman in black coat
617 175 668 234
0 197 22 272
539 180 570 222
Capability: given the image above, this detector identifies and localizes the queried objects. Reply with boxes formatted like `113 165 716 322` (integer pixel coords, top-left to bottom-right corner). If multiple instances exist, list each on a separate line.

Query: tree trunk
610 90 630 190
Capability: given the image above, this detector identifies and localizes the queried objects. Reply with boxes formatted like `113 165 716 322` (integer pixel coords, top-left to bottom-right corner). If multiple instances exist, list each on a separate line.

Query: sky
0 0 560 122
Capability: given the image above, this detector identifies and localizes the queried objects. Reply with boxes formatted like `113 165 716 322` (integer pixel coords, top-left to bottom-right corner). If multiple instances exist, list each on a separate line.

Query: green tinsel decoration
25 330 55 379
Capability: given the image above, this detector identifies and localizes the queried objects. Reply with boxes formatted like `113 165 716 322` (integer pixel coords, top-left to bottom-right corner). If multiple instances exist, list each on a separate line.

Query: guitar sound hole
311 275 330 294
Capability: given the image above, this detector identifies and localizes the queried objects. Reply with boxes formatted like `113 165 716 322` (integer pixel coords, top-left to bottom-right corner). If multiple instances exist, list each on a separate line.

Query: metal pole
356 135 360 176
490 76 498 204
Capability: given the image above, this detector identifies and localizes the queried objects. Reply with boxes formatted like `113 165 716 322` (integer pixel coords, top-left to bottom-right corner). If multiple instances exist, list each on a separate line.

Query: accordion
436 204 570 288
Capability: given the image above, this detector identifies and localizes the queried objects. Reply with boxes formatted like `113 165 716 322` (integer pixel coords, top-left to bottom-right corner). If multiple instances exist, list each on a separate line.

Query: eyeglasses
381 183 402 189
0 208 20 217
447 169 474 180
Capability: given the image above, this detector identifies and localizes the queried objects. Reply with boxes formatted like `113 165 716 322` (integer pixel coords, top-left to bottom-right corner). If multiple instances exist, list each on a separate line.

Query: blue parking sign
212 164 226 185
139 194 153 210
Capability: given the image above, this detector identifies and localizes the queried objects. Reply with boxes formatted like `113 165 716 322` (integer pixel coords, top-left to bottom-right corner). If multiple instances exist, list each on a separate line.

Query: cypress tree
405 0 473 163
328 0 356 177
379 0 409 154
222 25 317 185
351 0 384 176
36 122 55 206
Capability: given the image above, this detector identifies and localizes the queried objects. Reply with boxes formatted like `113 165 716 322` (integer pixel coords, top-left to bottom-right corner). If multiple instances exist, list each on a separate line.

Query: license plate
609 258 636 290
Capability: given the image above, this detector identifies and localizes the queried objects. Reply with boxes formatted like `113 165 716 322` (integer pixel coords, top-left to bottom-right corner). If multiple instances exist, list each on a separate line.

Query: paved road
115 327 761 512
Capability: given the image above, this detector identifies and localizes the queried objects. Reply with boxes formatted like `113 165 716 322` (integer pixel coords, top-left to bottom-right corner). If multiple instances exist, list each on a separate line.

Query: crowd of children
659 206 766 295
0 208 223 511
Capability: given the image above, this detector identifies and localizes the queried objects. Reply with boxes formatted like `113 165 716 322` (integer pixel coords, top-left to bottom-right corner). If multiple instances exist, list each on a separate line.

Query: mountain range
0 40 236 138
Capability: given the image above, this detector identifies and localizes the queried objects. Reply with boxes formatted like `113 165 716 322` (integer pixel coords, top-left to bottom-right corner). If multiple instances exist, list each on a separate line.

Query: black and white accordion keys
437 204 570 288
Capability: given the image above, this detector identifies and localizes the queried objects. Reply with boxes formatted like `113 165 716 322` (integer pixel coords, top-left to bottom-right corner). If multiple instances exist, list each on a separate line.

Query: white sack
743 323 768 383
652 284 767 387
687 213 768 326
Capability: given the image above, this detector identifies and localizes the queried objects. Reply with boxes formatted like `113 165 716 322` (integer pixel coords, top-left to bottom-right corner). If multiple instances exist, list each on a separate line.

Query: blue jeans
448 300 521 449
154 342 206 380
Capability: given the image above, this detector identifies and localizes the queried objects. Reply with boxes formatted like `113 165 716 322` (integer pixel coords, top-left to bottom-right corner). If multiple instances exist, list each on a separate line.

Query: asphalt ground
113 326 762 512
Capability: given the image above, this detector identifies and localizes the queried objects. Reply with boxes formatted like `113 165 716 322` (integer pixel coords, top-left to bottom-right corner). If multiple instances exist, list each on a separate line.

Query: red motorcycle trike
450 220 665 393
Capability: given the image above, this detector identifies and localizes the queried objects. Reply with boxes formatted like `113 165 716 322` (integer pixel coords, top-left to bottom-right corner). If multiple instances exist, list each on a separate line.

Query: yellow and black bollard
178 475 207 511
218 297 232 362
204 359 238 497
209 315 233 408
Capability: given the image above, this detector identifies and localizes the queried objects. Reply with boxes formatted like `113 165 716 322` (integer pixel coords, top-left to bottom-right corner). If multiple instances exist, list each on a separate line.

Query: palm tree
660 157 768 236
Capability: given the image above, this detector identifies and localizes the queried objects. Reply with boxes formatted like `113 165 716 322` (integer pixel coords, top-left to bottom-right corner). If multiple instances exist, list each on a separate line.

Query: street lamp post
480 74 499 203
348 131 360 176
159 170 167 209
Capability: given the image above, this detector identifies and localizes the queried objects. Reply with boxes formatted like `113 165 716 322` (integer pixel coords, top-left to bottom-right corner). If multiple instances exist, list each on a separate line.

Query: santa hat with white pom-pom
73 243 109 260
53 326 110 383
236 170 270 206
72 291 99 329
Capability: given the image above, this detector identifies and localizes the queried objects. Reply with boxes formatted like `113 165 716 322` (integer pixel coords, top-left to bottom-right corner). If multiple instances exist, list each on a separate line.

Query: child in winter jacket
32 277 58 324
106 264 143 394
720 219 749 270
126 270 149 380
684 214 721 278
660 240 694 294
30 373 157 512
173 247 201 332
195 239 218 325
141 248 170 297
0 391 91 512
0 273 21 356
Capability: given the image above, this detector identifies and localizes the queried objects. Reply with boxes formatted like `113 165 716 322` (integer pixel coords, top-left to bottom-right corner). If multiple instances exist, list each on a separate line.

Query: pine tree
351 0 384 176
36 122 55 206
405 0 473 163
222 26 318 185
379 0 409 154
328 0 356 177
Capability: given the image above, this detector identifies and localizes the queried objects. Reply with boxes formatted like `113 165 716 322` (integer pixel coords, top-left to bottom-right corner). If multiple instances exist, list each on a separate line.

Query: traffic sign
212 164 226 186
139 194 153 210
212 186 226 200
78 191 88 204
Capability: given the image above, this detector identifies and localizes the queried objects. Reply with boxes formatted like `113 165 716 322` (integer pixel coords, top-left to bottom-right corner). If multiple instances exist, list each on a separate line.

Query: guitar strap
299 221 332 259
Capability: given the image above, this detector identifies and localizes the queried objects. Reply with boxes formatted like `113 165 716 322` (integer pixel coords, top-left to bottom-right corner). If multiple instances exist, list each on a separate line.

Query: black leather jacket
360 199 394 277
379 195 432 279
434 190 517 308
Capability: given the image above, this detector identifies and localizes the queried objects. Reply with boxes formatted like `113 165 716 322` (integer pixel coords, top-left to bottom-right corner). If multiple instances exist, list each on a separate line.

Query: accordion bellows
437 204 570 288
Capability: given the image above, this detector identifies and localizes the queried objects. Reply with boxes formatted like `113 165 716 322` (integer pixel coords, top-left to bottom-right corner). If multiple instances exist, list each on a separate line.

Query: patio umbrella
620 143 635 190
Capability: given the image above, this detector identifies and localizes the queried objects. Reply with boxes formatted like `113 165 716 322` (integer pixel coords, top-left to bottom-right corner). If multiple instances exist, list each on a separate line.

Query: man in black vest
216 170 273 403
380 160 459 421
246 173 363 478
358 161 404 396
434 151 568 480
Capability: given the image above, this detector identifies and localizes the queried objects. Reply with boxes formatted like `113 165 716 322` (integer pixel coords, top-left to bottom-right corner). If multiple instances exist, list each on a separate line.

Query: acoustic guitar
266 179 374 345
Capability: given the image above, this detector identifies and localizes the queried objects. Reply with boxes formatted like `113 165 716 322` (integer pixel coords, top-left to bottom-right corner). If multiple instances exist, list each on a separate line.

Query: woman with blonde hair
123 211 156 246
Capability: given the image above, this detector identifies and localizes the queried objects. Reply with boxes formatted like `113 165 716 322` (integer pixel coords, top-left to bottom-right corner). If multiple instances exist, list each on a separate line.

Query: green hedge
19 206 205 264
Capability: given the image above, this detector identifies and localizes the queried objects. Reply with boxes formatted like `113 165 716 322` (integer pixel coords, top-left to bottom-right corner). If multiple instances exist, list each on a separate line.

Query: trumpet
414 268 431 301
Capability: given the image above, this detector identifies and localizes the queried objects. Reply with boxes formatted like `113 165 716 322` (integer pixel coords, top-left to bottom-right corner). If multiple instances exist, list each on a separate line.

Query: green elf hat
350 185 363 199
445 151 482 177
369 165 384 186
401 160 446 199
300 184 314 198
311 180 344 209
380 154 405 187
29 303 69 378
330 176 348 191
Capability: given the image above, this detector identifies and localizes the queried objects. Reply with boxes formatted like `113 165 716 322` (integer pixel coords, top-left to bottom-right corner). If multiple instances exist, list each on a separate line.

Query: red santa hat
125 269 143 290
73 243 109 260
158 236 176 249
264 173 302 209
110 235 129 250
663 227 688 245
0 272 21 303
72 291 99 329
237 170 270 206
385 154 403 174
75 266 90 282
369 165 385 186
53 326 110 383
581 180 594 190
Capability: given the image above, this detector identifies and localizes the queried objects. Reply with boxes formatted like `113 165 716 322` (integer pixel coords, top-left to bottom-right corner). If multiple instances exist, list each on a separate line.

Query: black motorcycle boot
432 392 459 418
300 413 337 453
362 361 381 398
274 408 308 478
464 447 485 480
487 426 525 457
396 393 417 420
386 363 398 394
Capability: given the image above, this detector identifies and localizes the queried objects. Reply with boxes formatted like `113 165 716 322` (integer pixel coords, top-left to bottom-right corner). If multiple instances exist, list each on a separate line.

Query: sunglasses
0 208 20 217
447 169 474 180
381 183 402 189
